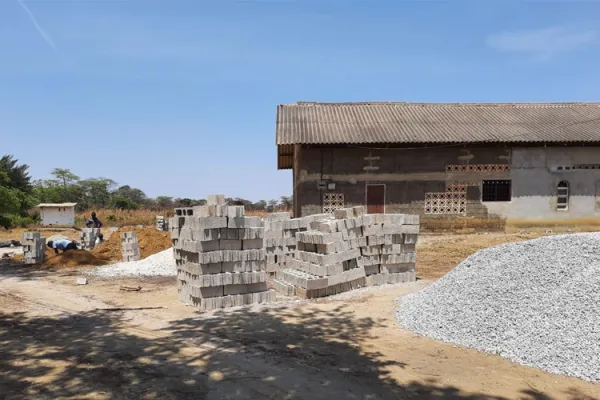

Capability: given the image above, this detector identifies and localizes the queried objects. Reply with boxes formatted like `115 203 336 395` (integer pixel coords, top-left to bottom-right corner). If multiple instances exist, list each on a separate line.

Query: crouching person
47 239 79 254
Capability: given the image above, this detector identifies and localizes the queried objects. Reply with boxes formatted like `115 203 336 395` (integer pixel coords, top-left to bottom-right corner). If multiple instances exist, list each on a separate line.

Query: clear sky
2 0 599 202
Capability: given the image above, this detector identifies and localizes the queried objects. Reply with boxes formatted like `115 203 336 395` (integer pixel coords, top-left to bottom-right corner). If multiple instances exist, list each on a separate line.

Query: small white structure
37 203 77 226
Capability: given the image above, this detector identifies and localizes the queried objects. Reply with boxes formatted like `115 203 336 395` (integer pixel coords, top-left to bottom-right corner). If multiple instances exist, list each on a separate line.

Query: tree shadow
0 303 596 399
0 260 53 281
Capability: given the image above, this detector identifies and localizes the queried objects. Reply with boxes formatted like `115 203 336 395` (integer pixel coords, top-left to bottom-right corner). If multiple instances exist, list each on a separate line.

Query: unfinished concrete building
276 101 600 220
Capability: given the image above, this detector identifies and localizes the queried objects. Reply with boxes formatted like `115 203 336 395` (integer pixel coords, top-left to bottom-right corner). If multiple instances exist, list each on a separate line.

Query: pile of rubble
272 206 418 298
170 195 275 311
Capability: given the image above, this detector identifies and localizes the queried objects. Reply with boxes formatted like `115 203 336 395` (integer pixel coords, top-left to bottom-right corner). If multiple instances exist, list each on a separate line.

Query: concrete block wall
22 232 46 264
264 211 331 276
121 231 141 262
170 194 275 312
81 228 101 250
361 212 418 285
272 207 418 298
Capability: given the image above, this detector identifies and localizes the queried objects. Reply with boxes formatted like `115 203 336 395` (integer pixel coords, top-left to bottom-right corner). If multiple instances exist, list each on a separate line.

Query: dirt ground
0 232 599 399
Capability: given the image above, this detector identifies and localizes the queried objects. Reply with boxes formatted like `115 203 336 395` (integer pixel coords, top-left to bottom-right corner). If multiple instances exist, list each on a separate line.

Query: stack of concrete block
22 232 46 264
171 194 276 311
360 213 418 285
121 231 141 262
274 207 368 298
264 212 332 276
80 228 101 250
156 216 168 231
272 207 419 298
264 212 294 275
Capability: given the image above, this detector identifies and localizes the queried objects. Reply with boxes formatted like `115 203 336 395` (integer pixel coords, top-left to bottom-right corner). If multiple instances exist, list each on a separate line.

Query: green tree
79 178 116 209
110 195 138 210
0 155 32 192
267 199 278 212
156 196 173 208
0 186 22 228
280 196 293 210
51 168 80 190
113 185 147 205
50 168 80 202
0 187 21 215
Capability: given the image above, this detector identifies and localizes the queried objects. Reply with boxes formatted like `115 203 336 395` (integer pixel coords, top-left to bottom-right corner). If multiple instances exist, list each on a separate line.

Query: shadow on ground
0 302 596 399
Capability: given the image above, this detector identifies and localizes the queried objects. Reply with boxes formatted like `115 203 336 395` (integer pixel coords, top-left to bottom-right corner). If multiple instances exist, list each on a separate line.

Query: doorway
366 184 385 214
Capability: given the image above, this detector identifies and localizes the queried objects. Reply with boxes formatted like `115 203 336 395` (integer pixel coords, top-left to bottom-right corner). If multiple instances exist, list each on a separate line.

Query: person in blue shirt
47 239 78 254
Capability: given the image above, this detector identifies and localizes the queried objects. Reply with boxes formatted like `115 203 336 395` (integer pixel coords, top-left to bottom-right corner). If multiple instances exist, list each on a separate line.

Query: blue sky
2 0 599 202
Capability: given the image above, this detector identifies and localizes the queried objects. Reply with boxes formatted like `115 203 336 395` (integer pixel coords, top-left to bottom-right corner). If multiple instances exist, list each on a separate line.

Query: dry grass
0 228 82 243
75 209 171 228
421 217 506 234
506 217 600 233
416 232 546 279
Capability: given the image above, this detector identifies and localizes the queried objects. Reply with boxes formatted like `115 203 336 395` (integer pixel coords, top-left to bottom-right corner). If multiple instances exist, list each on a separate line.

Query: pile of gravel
396 233 600 382
88 248 176 278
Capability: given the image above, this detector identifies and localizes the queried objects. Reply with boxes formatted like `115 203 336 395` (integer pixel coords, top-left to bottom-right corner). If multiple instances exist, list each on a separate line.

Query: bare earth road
0 263 598 400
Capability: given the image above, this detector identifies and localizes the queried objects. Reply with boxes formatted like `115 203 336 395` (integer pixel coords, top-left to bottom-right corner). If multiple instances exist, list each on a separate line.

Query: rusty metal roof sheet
276 102 600 145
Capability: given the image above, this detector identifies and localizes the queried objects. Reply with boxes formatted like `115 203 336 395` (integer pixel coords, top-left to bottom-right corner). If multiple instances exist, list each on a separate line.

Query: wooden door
366 184 385 214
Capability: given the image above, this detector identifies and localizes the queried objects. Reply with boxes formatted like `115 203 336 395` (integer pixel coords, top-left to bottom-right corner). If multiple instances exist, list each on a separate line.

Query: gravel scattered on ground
88 248 175 277
396 233 600 382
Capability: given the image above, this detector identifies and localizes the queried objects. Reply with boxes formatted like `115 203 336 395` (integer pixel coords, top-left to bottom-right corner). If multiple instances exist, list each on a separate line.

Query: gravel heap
396 233 600 382
88 248 176 278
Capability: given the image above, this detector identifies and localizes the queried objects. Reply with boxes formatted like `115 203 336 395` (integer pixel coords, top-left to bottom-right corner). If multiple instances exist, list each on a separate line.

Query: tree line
0 154 292 228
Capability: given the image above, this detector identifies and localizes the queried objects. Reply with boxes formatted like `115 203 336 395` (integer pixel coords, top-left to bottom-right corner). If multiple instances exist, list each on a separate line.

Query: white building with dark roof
36 203 77 226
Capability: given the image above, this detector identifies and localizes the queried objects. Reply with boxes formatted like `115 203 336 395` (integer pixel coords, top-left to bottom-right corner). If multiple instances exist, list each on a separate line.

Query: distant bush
0 214 40 229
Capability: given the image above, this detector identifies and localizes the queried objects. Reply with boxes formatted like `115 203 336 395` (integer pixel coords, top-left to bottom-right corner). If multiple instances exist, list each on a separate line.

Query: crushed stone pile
91 227 171 261
89 248 175 277
396 233 600 382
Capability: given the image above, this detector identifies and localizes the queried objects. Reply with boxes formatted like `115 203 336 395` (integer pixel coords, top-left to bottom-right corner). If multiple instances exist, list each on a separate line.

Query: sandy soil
0 256 598 400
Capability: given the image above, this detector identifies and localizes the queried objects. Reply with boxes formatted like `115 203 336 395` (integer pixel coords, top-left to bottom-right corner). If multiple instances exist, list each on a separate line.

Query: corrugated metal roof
36 203 77 208
276 102 600 145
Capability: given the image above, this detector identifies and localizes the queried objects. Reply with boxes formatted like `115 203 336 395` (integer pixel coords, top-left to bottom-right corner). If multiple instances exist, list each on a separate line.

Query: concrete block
242 239 263 250
381 244 402 255
404 234 419 244
23 231 41 241
228 216 263 229
227 206 245 218
191 228 219 242
267 212 291 222
207 194 226 206
182 283 224 298
224 282 269 295
180 262 222 275
380 263 415 274
333 208 353 219
401 224 420 234
193 216 228 230
219 239 242 251
273 279 295 296
381 252 417 264
327 266 366 286
364 264 381 276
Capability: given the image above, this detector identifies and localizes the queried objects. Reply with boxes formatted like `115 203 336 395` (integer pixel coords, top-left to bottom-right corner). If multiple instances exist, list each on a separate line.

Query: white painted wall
40 207 75 226
485 147 600 220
